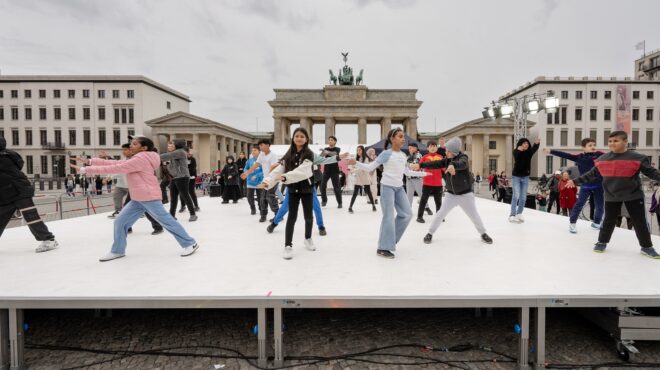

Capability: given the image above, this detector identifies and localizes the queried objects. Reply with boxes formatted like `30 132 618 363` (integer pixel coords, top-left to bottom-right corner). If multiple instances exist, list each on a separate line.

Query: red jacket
559 179 577 209
420 153 444 186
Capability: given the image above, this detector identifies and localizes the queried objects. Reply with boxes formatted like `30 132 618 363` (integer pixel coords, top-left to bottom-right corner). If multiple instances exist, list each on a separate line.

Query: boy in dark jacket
566 131 660 258
509 137 540 223
0 137 59 252
412 137 492 245
544 138 605 233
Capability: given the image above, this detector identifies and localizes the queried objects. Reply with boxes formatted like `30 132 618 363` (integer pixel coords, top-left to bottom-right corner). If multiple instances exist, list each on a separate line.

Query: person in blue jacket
244 146 264 215
543 137 605 233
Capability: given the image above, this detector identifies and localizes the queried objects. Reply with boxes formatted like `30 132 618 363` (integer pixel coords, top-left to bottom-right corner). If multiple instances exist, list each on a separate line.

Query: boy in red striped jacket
566 131 660 258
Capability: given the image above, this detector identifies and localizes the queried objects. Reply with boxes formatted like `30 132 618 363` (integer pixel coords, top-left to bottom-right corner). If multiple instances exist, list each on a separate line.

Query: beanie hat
445 137 462 155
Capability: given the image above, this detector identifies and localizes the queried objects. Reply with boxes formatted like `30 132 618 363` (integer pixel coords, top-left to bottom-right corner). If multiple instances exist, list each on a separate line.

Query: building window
489 158 497 172
546 156 553 175
589 108 597 121
127 128 135 137
632 130 639 147
575 107 582 121
121 108 127 123
604 108 611 121
603 130 611 146
561 107 567 124
113 129 121 146
561 91 568 99
488 140 496 150
0 90 3 98
98 129 106 146
605 90 612 99
11 129 19 146
0 129 3 138
10 90 19 99
53 89 60 99
560 158 567 167
69 129 76 146
633 91 640 99
54 107 61 120
590 91 597 99
560 130 568 147
68 107 76 120
98 90 105 99
25 129 32 146
11 107 18 120
83 107 90 120
40 156 48 175
40 130 47 146
0 107 3 120
114 108 120 124
26 156 33 174
166 101 171 109
83 129 91 146
83 89 90 98
546 129 554 146
39 89 46 98
648 91 654 100
647 109 654 121
98 107 105 120
546 113 552 124
590 129 597 141
24 90 31 99
128 108 134 123
127 90 134 99
632 108 639 121
39 107 46 120
68 89 75 99
54 129 62 146
647 129 654 147
24 107 32 120
112 90 120 99
574 129 582 146
575 91 582 99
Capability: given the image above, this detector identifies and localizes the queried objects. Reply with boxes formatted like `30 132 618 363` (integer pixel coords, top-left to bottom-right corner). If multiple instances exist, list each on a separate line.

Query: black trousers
321 171 342 205
169 177 196 217
160 178 170 204
259 186 279 216
349 185 375 209
247 188 264 212
285 192 313 247
497 188 506 202
0 197 54 241
418 185 443 218
124 194 162 231
222 185 241 202
599 199 652 248
547 191 560 214
186 178 199 208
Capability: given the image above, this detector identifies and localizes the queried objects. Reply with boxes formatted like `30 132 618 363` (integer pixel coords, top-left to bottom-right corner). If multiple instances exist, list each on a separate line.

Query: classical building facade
268 85 422 144
0 75 190 177
635 49 660 80
147 111 260 173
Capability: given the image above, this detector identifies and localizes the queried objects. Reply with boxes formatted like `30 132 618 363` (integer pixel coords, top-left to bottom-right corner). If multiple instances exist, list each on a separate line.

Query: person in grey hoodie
160 139 197 221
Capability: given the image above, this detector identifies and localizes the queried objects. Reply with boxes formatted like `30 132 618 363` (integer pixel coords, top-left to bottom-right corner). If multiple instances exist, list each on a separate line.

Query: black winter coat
0 138 34 205
221 163 240 186
419 152 473 195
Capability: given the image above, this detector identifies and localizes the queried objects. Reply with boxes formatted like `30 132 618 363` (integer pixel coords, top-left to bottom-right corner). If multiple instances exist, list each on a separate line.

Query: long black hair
384 127 404 150
356 145 367 163
134 137 157 152
281 127 314 172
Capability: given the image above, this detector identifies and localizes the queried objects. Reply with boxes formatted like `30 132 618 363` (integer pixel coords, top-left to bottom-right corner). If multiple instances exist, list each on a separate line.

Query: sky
0 0 658 144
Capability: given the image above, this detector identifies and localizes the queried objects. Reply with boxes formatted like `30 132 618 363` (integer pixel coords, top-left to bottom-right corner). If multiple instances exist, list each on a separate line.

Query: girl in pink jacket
73 137 199 261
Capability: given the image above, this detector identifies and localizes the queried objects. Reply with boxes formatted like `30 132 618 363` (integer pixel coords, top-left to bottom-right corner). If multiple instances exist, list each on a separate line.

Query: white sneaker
515 214 525 223
99 252 125 262
283 245 293 260
591 222 601 230
508 216 521 224
180 243 199 257
569 223 577 234
35 240 59 253
304 238 316 251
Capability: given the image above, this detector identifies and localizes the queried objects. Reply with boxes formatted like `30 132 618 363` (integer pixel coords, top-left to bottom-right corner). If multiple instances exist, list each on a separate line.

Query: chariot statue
328 52 364 86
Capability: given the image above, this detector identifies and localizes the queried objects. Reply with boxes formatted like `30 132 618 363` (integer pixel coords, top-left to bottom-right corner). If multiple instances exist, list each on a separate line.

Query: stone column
325 117 335 140
274 117 283 144
219 136 227 166
405 116 418 139
299 117 310 133
482 134 490 178
465 134 473 169
381 117 392 138
209 134 218 172
505 135 513 176
281 118 290 144
358 117 367 144
192 133 200 151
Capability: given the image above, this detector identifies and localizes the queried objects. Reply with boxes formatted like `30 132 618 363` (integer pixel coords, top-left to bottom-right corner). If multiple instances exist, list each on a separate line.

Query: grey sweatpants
406 177 423 206
428 192 486 235
113 187 129 212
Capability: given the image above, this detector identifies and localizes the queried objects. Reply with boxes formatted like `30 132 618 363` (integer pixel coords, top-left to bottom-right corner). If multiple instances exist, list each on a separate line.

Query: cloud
225 0 319 32
353 0 419 9
536 0 559 30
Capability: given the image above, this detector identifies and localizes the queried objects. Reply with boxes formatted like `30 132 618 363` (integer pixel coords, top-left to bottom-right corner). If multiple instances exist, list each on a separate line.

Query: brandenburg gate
268 53 423 144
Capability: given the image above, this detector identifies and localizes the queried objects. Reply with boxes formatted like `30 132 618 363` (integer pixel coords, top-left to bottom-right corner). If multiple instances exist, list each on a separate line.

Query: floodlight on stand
499 103 513 118
482 108 490 119
543 96 559 114
487 106 496 119
525 99 540 114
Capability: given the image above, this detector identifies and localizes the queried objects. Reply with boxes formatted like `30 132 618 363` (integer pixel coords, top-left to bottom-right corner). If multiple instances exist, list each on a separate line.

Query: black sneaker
423 233 433 244
251 209 257 215
416 217 425 223
267 222 277 233
348 208 354 214
259 215 267 223
641 247 660 259
377 250 395 259
151 228 164 235
481 233 493 244
194 207 200 212
319 227 327 236
425 208 433 216
127 227 133 234
269 218 274 223
372 206 377 212
593 242 607 253
322 202 327 207
338 204 343 209
178 208 186 213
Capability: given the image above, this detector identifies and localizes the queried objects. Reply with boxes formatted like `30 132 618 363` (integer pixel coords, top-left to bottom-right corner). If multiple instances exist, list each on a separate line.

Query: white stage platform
2 195 660 369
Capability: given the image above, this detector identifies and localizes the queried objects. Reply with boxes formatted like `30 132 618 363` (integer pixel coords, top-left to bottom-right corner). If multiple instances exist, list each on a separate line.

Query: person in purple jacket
544 138 605 234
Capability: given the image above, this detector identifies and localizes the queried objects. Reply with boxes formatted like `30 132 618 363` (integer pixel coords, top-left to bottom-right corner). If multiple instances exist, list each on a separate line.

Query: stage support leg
0 310 9 370
518 307 530 370
274 307 283 367
533 307 546 369
258 307 267 368
8 309 24 370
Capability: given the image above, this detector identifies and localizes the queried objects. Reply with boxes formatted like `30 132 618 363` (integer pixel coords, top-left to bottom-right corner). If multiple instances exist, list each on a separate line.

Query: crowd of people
3 129 660 261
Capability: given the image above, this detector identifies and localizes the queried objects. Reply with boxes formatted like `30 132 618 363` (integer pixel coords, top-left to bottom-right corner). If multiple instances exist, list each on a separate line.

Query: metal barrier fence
9 191 115 228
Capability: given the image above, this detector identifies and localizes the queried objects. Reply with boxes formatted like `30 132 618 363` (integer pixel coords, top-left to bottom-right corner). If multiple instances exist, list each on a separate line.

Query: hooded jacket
512 138 539 177
244 156 264 188
419 152 473 195
221 157 240 186
0 137 34 205
160 139 190 179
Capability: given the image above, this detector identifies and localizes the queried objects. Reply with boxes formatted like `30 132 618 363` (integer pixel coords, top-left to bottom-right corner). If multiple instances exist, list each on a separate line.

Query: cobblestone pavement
20 308 660 369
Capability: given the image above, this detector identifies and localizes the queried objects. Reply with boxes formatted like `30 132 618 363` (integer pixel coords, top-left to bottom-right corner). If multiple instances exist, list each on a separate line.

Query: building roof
434 117 535 138
0 75 191 102
145 111 257 139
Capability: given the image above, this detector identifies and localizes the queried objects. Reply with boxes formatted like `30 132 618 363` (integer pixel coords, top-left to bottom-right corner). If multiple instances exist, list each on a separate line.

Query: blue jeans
510 176 529 216
569 186 604 224
378 185 412 251
274 188 324 228
111 200 196 255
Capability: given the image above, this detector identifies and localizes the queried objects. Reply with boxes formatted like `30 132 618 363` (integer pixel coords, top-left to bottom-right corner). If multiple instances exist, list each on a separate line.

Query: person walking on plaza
509 137 540 223
161 139 197 222
178 148 200 213
416 140 444 223
0 137 59 252
565 131 660 258
65 174 76 197
320 136 343 208
348 145 377 213
241 139 280 222
72 136 199 262
244 146 264 215
546 171 561 215
405 143 424 206
347 128 428 259
496 172 508 202
411 138 493 246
